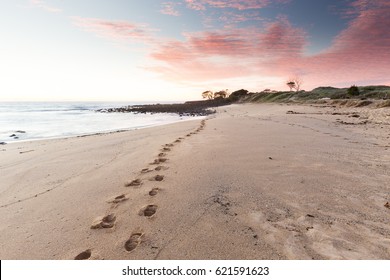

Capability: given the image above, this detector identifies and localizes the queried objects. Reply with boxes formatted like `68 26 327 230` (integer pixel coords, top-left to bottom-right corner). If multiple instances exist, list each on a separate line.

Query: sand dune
0 104 389 259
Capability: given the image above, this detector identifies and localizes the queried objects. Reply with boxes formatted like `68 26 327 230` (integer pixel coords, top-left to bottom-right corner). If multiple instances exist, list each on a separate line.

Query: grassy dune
239 86 390 107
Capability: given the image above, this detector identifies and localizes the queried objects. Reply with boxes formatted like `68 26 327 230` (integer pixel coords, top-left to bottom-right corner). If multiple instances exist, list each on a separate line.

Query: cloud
71 17 155 45
30 0 62 13
185 0 290 11
160 2 181 16
298 0 390 85
148 17 306 82
185 0 269 10
148 0 390 90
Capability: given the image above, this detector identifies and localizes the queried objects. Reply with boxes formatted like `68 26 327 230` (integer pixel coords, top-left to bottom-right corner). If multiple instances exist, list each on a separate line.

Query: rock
0 142 6 145
15 130 26 133
9 134 16 137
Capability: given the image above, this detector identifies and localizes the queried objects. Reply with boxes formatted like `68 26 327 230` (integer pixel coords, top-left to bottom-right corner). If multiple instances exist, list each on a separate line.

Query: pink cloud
30 0 62 13
298 0 390 87
185 0 289 11
185 0 206 11
148 18 305 82
218 10 263 27
160 2 181 16
148 1 390 90
185 0 270 10
71 17 155 44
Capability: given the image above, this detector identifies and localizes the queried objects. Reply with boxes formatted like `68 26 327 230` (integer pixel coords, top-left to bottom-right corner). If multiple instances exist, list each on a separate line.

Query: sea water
0 102 200 143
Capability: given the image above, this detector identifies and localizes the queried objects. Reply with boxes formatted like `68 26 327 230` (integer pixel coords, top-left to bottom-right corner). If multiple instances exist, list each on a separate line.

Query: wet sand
0 103 389 259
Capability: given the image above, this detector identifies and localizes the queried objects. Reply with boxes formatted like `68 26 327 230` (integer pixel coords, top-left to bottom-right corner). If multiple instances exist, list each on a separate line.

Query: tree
214 89 229 99
287 81 295 91
286 76 303 91
202 90 213 100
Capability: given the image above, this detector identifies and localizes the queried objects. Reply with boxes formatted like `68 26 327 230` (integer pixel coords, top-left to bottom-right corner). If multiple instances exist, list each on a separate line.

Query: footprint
151 158 167 164
141 168 153 174
150 175 164 181
141 205 158 217
74 249 91 260
125 179 142 187
91 214 116 229
162 147 171 152
149 188 160 196
109 194 128 204
155 166 169 171
125 232 144 252
164 144 174 147
174 139 181 143
186 134 191 137
158 153 166 157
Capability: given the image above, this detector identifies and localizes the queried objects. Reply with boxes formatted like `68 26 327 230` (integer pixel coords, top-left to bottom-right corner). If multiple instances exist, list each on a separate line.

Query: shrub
348 85 360 96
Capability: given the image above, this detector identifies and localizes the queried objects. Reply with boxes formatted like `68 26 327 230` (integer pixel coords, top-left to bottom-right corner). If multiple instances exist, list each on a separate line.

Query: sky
0 0 389 101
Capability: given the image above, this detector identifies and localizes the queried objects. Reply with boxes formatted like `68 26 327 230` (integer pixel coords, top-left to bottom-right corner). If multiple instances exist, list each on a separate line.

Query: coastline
0 103 389 259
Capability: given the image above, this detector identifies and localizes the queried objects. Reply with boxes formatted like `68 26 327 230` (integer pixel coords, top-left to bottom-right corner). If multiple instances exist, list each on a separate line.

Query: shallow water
0 102 199 143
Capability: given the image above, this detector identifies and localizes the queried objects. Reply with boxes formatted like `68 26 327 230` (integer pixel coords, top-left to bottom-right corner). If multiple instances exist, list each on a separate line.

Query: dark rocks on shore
15 130 26 133
0 142 7 145
96 99 231 116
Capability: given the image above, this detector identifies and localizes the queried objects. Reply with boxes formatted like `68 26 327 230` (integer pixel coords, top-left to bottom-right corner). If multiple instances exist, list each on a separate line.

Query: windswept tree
214 89 229 99
286 76 303 91
287 81 295 91
202 90 214 100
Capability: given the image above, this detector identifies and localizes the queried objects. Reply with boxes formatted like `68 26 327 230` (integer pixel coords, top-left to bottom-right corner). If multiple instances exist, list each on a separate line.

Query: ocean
0 102 201 143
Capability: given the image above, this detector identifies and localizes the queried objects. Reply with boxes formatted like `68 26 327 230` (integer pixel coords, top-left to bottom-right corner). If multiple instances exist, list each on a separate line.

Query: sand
0 103 389 260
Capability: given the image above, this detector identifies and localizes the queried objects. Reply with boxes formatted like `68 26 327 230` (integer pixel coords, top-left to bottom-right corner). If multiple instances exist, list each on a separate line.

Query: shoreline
0 113 207 145
0 103 389 259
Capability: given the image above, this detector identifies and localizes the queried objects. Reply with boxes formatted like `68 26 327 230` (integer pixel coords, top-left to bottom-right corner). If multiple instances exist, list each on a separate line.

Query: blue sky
1 0 389 101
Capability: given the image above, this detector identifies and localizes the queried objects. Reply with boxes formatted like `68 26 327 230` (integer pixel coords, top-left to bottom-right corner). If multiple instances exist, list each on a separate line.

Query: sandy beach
0 103 389 260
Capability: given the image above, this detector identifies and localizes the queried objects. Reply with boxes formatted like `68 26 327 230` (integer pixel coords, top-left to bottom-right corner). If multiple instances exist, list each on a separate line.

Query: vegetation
348 85 360 96
286 76 303 91
235 85 390 105
200 85 390 108
201 90 230 100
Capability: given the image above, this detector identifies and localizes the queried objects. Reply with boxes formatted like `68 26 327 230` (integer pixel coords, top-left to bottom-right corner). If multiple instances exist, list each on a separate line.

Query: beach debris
19 150 34 154
125 179 142 187
74 249 92 260
286 110 303 114
15 130 26 133
268 157 273 160
125 232 144 252
385 202 390 209
9 134 16 137
306 214 315 218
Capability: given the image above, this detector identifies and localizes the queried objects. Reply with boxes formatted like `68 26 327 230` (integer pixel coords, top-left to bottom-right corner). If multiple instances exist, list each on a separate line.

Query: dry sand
0 103 389 260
